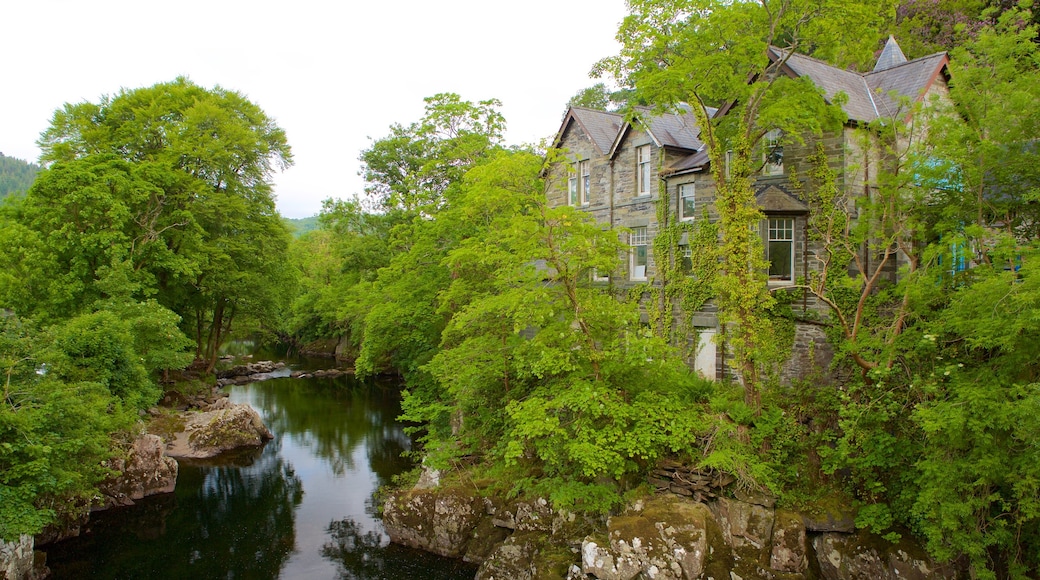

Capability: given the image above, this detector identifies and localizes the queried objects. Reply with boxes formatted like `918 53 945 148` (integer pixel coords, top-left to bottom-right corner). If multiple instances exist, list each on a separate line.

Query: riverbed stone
165 402 273 459
382 487 484 558
99 434 178 508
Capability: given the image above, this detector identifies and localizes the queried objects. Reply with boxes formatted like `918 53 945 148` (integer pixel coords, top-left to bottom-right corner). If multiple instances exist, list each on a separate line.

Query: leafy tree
21 77 293 371
0 315 139 541
359 93 505 211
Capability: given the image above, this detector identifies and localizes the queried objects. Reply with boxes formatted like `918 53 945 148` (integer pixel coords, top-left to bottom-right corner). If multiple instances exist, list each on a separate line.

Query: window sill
767 279 795 288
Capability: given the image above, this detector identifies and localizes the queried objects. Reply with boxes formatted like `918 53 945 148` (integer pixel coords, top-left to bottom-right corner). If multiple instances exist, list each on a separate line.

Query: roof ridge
865 51 948 78
773 46 868 78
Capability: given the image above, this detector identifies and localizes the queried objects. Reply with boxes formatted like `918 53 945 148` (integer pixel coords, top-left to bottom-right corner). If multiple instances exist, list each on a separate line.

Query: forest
2 1 1039 578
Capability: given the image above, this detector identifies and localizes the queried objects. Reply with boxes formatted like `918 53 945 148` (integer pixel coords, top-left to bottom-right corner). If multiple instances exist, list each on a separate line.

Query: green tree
26 77 293 371
0 315 140 541
359 93 505 211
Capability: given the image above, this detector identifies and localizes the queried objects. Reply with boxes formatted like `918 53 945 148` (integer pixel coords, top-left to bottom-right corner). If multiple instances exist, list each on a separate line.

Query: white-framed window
579 160 590 205
637 145 651 196
766 217 794 282
568 175 578 206
679 244 693 274
679 183 696 221
630 226 648 280
763 129 783 176
591 268 609 283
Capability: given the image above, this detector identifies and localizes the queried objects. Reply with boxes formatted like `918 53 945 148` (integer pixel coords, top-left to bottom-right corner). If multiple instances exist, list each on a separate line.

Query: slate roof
666 150 710 175
874 36 908 72
636 105 710 152
555 105 712 159
770 39 949 123
561 108 625 155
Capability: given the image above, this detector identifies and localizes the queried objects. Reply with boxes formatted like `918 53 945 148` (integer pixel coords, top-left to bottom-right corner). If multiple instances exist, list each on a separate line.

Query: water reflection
47 441 303 578
45 370 476 579
321 517 479 580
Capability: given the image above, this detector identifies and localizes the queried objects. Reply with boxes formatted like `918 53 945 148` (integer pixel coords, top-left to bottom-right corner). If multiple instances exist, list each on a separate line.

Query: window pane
768 240 792 280
580 161 590 204
631 226 648 279
637 145 651 195
680 184 695 219
568 177 577 205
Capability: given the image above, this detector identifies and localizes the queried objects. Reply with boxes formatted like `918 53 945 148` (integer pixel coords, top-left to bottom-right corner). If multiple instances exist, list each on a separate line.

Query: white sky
2 0 629 218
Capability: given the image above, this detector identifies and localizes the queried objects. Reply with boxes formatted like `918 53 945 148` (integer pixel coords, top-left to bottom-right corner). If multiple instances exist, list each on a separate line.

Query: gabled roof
556 107 624 156
552 105 710 161
770 39 949 123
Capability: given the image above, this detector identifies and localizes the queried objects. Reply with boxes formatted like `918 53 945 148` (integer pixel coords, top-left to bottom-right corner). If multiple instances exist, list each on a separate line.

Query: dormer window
763 129 783 176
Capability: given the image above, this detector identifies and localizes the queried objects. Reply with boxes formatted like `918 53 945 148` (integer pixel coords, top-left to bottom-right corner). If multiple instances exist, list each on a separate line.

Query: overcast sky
2 0 629 218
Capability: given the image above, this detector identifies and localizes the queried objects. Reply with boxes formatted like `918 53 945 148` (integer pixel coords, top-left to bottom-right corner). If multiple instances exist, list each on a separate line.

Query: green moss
145 410 186 442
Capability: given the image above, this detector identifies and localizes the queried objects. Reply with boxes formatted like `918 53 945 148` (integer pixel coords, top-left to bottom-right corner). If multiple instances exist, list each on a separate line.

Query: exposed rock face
474 531 578 580
814 532 959 580
164 400 273 459
383 484 963 580
770 509 810 573
1 535 36 580
99 434 178 508
382 487 485 558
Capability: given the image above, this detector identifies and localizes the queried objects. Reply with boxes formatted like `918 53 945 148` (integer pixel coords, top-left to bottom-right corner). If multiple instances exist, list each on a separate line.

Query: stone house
545 38 951 382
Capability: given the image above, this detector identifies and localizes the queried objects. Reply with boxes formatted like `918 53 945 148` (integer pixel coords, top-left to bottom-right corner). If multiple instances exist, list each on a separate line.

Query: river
43 361 478 579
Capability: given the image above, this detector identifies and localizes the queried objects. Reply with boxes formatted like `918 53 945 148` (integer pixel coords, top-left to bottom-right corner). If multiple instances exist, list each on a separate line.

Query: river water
43 363 478 579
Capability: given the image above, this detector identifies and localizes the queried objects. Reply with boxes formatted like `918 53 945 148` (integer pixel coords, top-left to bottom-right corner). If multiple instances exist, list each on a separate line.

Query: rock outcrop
382 485 964 580
164 399 273 459
99 434 178 508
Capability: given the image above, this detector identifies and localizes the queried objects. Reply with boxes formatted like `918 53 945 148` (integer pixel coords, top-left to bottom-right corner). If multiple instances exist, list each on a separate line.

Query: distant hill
284 215 320 237
0 153 40 200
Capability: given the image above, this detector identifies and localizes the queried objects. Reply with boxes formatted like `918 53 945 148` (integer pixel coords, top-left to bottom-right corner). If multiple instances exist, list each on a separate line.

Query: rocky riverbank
2 379 278 579
382 474 965 580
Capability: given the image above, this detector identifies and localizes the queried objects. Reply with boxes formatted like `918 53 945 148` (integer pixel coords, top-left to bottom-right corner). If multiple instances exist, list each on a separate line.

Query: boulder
99 434 178 508
382 487 484 558
709 496 775 563
580 496 730 580
164 402 273 459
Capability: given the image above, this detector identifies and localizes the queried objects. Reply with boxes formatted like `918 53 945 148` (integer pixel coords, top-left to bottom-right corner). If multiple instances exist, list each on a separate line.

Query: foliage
21 77 294 371
359 93 505 211
910 250 1040 578
0 315 140 541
